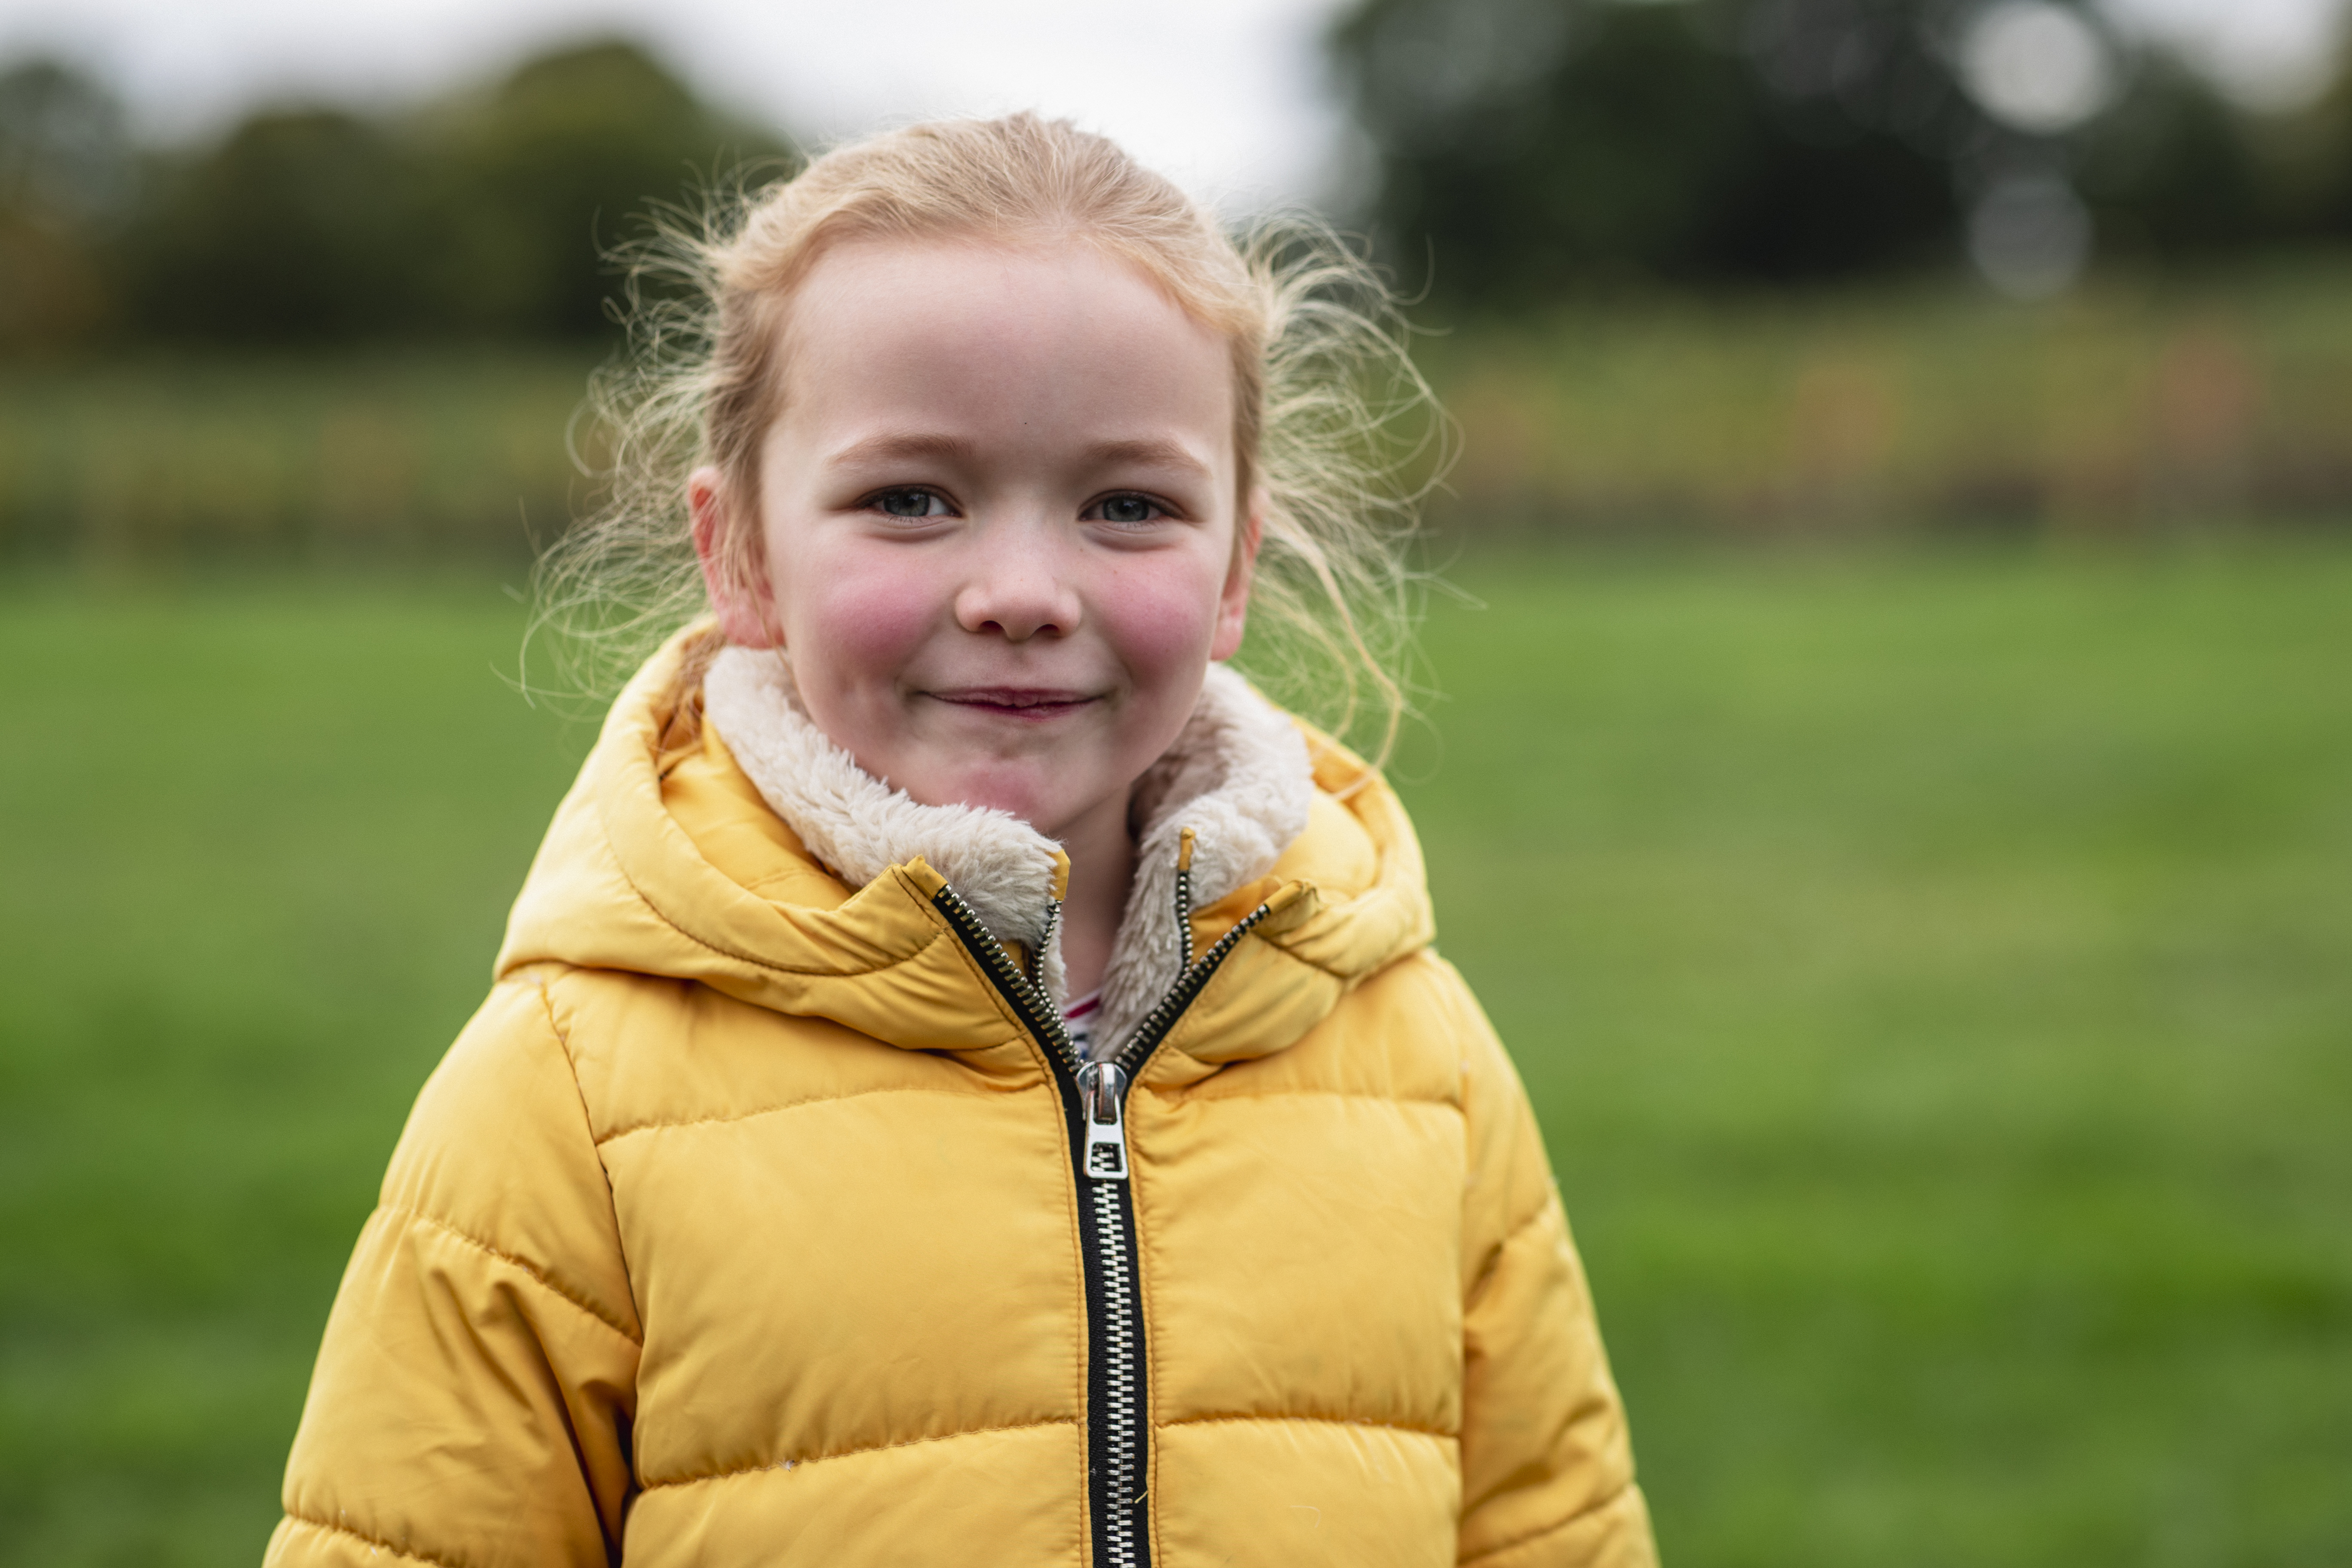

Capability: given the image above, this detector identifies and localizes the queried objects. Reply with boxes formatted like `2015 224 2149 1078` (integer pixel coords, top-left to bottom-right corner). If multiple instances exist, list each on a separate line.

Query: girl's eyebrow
824 432 1213 478
1085 438 1213 478
823 432 981 469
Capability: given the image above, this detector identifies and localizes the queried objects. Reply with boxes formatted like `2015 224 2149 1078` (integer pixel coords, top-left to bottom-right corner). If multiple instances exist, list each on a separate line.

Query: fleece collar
701 648 1316 1055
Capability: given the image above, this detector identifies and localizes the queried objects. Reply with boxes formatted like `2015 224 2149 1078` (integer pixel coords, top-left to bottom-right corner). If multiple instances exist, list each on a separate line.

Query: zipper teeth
1029 897 1063 994
1092 1178 1142 1568
1172 867 1194 974
1110 901 1274 1073
934 873 1276 1568
937 872 1273 1079
934 884 1080 1072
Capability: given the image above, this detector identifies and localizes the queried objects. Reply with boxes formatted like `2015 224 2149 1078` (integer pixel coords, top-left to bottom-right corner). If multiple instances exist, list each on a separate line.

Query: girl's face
691 237 1259 843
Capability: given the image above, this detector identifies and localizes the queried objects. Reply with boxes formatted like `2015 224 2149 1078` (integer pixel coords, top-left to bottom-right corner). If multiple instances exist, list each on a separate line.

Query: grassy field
0 350 597 568
1422 259 2352 534
2 547 2347 1565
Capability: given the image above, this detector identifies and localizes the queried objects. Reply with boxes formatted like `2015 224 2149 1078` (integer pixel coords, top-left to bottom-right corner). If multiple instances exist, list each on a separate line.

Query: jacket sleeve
1439 958 1657 1568
265 974 641 1568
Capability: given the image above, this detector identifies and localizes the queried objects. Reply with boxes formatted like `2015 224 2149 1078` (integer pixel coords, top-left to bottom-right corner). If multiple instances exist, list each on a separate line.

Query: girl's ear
1210 489 1266 663
689 466 781 648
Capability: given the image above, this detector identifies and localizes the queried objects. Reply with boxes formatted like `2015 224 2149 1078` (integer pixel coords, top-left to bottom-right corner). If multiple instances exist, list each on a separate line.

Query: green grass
0 579 586 1562
3 548 2348 1565
1401 545 2352 1565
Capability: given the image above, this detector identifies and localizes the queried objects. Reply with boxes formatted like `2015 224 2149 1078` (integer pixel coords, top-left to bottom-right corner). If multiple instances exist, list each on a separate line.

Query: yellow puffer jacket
267 630 1655 1568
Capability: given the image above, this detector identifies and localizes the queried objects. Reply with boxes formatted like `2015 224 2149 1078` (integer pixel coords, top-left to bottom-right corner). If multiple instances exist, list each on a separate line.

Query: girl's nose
952 527 1082 642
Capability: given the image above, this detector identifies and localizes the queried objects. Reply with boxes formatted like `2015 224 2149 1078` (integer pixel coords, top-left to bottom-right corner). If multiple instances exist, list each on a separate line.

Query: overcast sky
2 0 2342 209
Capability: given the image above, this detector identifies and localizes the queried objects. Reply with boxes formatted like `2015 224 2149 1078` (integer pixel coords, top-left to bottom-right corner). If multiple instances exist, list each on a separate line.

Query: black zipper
931 880 1272 1568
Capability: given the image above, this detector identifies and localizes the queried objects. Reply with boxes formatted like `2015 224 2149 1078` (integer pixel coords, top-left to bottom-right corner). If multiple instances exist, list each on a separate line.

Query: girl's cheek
1096 553 1231 676
782 542 943 674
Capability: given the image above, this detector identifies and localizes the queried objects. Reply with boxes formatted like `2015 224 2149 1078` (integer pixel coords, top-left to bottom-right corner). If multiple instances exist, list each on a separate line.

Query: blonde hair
529 112 1442 760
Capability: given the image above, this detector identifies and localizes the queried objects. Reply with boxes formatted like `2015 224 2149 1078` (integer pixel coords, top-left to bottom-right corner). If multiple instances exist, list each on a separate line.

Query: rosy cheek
1093 553 1229 683
774 538 941 692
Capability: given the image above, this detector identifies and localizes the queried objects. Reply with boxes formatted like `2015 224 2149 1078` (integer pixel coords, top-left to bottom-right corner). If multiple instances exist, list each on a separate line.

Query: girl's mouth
928 688 1097 720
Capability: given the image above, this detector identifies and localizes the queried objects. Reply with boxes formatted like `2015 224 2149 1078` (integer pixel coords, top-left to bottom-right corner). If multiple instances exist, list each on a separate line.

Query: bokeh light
1959 0 2118 134
1968 169 2095 297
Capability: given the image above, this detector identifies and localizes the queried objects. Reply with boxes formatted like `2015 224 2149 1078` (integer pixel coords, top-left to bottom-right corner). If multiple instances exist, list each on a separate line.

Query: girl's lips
927 688 1098 719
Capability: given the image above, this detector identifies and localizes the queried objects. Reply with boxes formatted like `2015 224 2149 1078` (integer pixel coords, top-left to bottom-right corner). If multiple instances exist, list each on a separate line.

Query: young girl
268 114 1654 1568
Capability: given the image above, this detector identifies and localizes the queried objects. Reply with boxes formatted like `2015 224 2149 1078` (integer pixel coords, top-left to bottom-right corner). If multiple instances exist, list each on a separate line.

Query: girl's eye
1093 494 1163 525
873 488 947 518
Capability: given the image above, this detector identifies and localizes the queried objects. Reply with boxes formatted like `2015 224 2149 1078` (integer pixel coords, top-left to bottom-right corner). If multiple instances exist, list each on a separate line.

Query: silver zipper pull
1075 1060 1130 1182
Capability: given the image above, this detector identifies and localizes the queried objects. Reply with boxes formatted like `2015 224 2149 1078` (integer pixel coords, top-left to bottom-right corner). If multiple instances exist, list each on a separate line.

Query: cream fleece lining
701 648 1315 1057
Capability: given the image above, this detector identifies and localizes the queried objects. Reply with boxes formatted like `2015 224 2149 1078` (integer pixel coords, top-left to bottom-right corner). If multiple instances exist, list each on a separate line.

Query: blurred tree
417 39 792 338
2245 61 2352 246
2076 53 2269 256
110 37 790 344
1331 0 1976 300
1329 0 2309 301
124 108 423 340
0 58 136 349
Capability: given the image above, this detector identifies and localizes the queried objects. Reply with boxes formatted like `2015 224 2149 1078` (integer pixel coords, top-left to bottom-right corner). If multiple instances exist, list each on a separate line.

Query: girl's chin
899 766 1128 841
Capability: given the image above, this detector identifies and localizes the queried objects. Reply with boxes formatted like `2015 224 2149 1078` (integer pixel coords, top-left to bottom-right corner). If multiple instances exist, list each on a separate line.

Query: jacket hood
495 624 1435 1076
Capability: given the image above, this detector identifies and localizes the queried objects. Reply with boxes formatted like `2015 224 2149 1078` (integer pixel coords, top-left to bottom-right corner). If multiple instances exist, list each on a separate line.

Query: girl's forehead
781 233 1227 357
764 237 1239 452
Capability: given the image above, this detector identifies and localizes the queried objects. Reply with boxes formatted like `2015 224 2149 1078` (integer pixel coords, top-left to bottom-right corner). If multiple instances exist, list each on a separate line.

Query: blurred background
1 0 2346 1562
